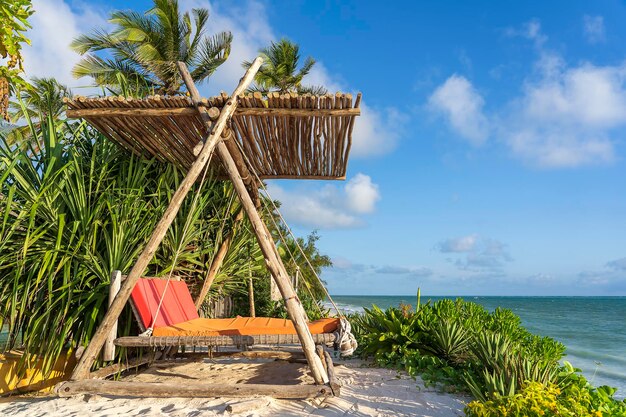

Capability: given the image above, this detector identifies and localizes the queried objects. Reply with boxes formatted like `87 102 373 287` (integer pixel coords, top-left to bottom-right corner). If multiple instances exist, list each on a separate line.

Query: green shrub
355 305 424 364
465 380 626 417
352 295 625 416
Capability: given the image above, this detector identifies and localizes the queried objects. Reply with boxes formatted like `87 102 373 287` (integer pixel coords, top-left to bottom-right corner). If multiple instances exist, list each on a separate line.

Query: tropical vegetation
0 0 335 378
71 0 232 95
351 295 626 416
0 0 33 120
0 97 330 375
243 38 327 95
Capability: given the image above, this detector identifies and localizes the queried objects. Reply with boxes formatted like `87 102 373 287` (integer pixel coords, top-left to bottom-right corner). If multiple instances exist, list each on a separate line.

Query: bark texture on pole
194 208 244 310
215 140 329 384
179 64 328 384
70 58 264 380
102 270 121 362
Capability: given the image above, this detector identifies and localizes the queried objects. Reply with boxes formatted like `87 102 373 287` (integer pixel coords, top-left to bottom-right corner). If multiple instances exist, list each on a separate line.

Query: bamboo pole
215 140 329 384
102 270 121 362
56 380 331 399
177 64 329 385
248 265 256 318
69 57 264 381
194 208 244 310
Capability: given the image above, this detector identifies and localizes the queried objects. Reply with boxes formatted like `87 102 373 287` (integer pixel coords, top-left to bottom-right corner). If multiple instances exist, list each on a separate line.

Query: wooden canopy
65 92 361 180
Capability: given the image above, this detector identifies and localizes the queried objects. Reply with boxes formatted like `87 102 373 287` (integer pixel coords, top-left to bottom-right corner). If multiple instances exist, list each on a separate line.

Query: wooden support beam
168 350 306 361
102 270 121 362
56 380 331 399
226 399 270 414
248 269 256 317
235 107 360 116
113 333 335 348
323 350 341 396
215 140 329 384
89 354 158 380
194 208 244 310
65 107 360 118
181 62 329 385
66 107 198 118
69 57 264 381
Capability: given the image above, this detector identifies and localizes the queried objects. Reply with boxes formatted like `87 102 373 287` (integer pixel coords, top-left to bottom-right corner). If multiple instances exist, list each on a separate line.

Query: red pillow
130 278 199 329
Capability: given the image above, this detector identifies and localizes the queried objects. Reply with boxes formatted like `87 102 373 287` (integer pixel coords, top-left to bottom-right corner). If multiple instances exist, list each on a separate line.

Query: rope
142 150 215 336
261 207 324 317
229 133 344 319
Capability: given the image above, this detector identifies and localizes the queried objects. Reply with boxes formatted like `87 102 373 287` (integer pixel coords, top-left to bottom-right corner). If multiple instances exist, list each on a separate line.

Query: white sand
0 360 468 416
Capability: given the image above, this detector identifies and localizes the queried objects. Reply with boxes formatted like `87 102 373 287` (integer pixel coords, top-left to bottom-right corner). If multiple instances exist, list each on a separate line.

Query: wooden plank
56 380 331 399
259 174 346 180
66 107 360 118
70 57 264 381
113 333 336 348
170 350 307 361
102 270 121 362
226 399 270 414
66 107 199 118
89 354 158 380
324 350 341 396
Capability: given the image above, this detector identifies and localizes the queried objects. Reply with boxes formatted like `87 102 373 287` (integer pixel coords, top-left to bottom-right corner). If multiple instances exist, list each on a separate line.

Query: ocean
329 295 626 399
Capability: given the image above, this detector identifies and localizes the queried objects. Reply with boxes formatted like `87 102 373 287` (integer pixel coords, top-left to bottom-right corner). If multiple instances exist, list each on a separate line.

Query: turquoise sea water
329 295 626 399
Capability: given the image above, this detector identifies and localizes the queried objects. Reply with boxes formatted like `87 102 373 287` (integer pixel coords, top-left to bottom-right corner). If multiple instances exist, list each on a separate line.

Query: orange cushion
152 317 340 337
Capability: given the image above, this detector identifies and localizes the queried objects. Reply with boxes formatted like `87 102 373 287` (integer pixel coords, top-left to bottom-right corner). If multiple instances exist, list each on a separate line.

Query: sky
18 0 626 296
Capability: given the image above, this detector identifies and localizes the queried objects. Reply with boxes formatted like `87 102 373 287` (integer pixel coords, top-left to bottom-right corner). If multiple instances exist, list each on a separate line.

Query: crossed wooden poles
68 57 330 390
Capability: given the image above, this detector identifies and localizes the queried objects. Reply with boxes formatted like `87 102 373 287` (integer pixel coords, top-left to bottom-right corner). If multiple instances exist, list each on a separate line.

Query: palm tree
71 0 232 95
10 77 70 122
243 39 327 95
5 77 70 148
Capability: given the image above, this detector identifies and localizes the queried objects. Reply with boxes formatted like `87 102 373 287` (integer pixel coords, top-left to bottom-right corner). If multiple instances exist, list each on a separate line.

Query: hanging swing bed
55 58 361 400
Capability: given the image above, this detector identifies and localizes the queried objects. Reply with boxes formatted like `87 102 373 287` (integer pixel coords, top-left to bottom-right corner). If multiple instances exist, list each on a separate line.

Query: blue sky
21 0 626 295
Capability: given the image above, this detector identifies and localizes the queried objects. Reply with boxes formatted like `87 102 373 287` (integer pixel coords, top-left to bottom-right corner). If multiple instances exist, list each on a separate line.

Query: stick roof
64 92 361 180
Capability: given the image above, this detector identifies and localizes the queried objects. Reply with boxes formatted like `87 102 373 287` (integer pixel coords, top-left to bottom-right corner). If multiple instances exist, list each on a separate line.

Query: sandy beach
0 360 468 416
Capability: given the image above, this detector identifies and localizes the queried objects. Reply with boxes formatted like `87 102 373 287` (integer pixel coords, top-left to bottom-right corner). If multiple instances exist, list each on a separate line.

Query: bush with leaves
352 295 625 414
465 379 626 417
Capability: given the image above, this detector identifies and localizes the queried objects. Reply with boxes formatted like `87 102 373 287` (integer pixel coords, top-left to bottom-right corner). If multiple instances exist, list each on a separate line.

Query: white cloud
438 235 478 253
504 19 547 48
606 257 626 271
504 22 625 167
22 0 108 87
329 259 433 278
429 19 626 168
502 58 626 167
583 15 606 44
344 173 380 214
266 173 380 229
524 60 626 127
428 75 489 145
438 235 512 272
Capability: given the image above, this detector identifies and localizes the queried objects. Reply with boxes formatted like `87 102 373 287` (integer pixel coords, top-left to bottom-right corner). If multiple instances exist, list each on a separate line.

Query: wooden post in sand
102 270 121 362
69 58 264 381
178 63 329 385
